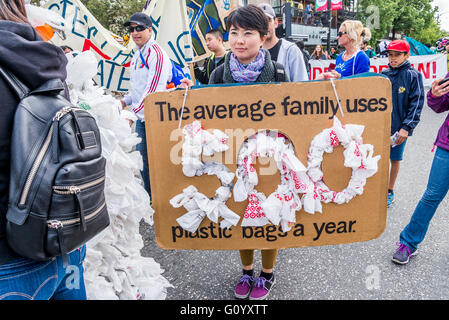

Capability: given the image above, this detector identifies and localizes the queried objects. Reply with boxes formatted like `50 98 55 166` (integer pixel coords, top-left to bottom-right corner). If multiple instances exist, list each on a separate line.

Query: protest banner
45 0 194 92
143 0 194 70
331 0 343 10
45 0 132 92
315 0 328 12
187 0 237 62
145 75 392 250
315 0 343 11
45 0 236 91
309 54 448 86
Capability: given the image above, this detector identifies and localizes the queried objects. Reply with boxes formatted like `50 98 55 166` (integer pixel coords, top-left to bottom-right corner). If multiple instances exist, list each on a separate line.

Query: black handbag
0 66 109 266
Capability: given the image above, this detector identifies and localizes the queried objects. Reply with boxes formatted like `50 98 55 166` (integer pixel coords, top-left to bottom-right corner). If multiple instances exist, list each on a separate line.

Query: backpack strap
206 53 215 78
213 61 285 83
0 66 29 99
213 64 225 84
272 61 286 82
0 66 66 100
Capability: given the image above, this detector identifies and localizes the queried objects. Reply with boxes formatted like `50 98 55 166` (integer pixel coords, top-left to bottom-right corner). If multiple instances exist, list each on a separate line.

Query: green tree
29 0 146 35
80 0 146 35
356 0 396 45
356 0 443 46
409 18 448 45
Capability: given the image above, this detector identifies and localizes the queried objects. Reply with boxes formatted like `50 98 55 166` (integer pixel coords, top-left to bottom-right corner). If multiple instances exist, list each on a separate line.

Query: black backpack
0 66 109 266
212 60 287 83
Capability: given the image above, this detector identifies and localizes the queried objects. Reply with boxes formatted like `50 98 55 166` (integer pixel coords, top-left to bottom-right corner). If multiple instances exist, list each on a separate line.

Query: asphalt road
140 95 449 300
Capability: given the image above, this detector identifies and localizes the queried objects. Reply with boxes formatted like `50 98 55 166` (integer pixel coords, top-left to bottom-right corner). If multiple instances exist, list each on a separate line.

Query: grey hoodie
276 39 309 82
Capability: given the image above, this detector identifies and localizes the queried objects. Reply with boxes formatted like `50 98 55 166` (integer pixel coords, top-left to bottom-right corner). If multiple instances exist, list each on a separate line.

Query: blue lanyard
139 51 149 70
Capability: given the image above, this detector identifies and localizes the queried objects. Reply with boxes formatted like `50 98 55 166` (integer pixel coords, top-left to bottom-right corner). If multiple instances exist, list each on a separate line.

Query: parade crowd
1 0 449 301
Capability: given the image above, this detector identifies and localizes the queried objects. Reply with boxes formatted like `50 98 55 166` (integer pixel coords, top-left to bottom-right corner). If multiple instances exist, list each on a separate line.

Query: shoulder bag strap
0 65 30 99
214 64 225 84
273 61 286 82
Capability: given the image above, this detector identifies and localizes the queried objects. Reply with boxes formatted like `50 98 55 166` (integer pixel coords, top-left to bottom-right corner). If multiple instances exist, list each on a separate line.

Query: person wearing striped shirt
121 12 172 199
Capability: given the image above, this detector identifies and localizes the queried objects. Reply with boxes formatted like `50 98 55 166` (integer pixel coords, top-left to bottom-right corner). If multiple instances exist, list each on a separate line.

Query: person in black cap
120 12 172 200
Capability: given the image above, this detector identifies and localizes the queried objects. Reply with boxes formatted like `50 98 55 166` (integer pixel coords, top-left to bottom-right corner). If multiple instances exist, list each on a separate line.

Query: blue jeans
0 246 87 300
135 120 151 198
400 147 449 251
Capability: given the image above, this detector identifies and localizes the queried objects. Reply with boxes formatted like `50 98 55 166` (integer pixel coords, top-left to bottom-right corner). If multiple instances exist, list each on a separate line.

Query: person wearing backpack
257 3 308 82
120 12 172 200
296 40 311 77
193 29 227 85
0 0 88 300
209 5 289 300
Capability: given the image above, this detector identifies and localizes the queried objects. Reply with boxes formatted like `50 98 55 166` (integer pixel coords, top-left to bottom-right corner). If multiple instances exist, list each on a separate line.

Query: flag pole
327 0 331 52
179 0 196 85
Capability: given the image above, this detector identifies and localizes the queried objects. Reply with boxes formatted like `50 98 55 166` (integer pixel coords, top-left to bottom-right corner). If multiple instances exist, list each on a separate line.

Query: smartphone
390 131 399 147
438 77 449 86
328 63 336 71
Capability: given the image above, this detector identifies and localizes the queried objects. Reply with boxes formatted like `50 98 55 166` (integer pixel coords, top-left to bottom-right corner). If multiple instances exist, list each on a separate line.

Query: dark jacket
0 21 68 265
381 61 425 136
194 52 226 84
208 49 290 84
427 72 449 151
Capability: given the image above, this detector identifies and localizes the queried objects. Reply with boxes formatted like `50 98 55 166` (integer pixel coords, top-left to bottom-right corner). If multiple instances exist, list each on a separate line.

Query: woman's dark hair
206 28 223 41
226 5 268 39
0 0 28 23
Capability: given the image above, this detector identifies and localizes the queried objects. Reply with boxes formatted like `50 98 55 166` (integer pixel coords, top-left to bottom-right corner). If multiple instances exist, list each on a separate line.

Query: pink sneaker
234 274 254 299
249 274 275 300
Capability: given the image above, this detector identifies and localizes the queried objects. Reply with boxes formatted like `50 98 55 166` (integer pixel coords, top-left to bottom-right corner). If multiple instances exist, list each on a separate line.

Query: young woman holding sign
318 20 371 79
209 4 290 300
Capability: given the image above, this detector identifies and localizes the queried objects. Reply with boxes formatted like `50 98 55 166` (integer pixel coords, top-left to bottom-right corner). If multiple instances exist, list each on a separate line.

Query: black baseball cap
124 12 152 28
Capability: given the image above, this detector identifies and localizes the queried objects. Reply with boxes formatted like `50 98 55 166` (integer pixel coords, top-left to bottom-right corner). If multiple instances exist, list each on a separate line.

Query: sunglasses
337 31 347 37
128 25 147 33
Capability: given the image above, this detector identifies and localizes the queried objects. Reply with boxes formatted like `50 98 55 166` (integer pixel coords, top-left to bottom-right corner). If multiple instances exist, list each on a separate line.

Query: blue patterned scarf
229 49 266 82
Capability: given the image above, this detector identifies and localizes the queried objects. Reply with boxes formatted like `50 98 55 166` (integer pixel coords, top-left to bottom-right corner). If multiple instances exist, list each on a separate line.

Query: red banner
331 0 342 10
315 0 342 11
309 54 448 87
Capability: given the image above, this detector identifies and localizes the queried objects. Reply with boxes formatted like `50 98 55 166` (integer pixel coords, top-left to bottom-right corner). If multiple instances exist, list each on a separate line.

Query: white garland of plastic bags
173 117 380 234
65 51 172 300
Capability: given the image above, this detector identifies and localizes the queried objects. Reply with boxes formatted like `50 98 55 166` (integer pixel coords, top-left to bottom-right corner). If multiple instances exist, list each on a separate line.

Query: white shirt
123 38 172 121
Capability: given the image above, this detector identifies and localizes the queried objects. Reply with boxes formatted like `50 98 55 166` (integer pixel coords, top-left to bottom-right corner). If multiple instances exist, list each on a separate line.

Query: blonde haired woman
319 20 371 79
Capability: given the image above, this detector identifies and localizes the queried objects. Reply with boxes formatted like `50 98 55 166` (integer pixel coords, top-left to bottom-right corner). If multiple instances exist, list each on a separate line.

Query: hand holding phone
438 77 449 86
432 77 449 97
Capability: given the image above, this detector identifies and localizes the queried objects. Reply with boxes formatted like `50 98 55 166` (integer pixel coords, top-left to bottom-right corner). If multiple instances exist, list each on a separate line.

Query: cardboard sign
145 75 392 250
